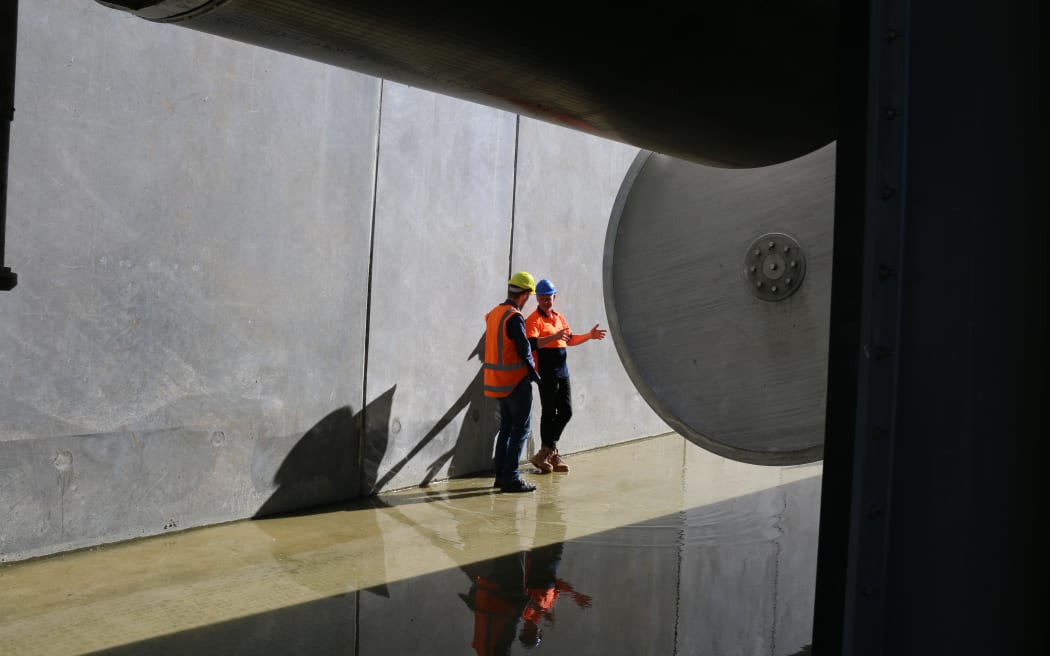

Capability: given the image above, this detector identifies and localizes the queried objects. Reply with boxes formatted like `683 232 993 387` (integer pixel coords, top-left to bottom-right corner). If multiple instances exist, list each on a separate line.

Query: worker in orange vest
525 278 607 474
483 271 542 493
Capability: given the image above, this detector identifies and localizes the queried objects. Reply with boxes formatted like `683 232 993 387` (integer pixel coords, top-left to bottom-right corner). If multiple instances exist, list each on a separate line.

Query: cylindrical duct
95 0 837 168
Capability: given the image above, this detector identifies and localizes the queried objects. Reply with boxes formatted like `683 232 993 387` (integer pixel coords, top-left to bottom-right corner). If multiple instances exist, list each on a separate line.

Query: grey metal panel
604 144 835 465
512 117 670 454
364 82 518 492
1 1 379 559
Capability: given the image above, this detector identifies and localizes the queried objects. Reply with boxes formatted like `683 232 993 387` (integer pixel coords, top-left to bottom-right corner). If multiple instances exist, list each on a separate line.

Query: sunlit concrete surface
0 433 821 655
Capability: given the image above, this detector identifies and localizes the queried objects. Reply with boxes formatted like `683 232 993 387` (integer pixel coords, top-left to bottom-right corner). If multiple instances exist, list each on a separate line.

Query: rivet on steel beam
756 281 763 288
750 266 757 273
867 505 883 519
771 285 778 293
871 426 888 440
790 261 798 269
785 278 792 285
882 185 897 200
753 249 761 257
884 106 899 120
768 241 775 250
879 264 896 280
862 585 880 599
885 27 901 42
875 345 893 361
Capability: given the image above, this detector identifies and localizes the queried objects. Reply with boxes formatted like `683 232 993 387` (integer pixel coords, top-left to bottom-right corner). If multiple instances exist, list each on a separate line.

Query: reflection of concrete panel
676 476 822 656
365 83 517 491
774 475 822 653
512 118 670 454
1 1 378 558
359 568 474 656
560 524 681 654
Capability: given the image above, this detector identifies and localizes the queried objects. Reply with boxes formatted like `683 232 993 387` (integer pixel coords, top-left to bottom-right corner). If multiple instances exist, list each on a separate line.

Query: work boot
500 478 537 493
550 449 570 473
530 446 554 474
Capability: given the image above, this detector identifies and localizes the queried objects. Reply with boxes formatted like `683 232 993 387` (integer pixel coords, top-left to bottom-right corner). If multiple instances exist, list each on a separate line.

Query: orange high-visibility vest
484 303 529 398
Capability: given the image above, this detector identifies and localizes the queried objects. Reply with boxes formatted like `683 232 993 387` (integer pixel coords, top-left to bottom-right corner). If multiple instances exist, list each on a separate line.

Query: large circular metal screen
603 143 835 465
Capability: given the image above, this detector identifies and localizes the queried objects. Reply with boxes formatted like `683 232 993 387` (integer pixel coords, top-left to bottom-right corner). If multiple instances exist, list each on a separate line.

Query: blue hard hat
535 278 557 296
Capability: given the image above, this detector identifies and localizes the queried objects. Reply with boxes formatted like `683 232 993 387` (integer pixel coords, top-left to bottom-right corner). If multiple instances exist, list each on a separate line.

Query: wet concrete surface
0 433 820 655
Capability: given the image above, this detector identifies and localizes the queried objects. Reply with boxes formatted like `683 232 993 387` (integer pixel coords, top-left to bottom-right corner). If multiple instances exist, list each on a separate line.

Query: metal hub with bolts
744 233 806 301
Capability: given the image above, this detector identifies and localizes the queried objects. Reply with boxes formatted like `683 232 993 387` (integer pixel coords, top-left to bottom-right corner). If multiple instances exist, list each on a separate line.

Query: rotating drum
603 143 835 465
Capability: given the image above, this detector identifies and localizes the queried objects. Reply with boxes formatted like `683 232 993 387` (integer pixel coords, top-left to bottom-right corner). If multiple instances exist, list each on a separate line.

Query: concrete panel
512 118 670 456
364 83 518 491
1 2 379 559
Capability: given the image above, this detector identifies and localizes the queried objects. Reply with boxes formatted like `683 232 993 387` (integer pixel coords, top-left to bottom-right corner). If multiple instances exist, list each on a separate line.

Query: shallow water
0 434 821 655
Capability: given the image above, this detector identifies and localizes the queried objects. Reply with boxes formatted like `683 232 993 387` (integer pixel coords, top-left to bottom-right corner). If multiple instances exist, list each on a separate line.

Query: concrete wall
0 1 667 561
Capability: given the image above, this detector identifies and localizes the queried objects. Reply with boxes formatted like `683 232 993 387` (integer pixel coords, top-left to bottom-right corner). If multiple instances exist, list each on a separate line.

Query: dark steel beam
0 0 18 291
814 0 1047 652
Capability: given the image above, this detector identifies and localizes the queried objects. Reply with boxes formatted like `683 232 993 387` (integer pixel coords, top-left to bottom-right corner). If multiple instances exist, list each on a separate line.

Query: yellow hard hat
508 271 536 293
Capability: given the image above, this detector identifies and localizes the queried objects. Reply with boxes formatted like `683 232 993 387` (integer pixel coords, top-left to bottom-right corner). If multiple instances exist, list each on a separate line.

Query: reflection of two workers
464 539 592 654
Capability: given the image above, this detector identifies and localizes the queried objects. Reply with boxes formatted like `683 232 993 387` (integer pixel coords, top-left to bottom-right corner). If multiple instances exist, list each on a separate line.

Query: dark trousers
537 376 572 448
494 378 533 482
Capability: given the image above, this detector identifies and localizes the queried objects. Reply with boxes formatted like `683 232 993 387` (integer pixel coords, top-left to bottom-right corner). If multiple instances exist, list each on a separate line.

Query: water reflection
461 507 592 655
363 475 818 656
86 475 819 656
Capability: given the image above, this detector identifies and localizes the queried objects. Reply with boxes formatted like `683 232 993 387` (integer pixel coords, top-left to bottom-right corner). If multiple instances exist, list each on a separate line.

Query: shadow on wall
252 388 395 519
253 333 499 517
370 333 500 491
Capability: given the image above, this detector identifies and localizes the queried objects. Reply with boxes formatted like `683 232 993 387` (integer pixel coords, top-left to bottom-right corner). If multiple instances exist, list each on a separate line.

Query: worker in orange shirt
518 540 593 649
464 540 592 654
483 271 542 493
524 278 607 474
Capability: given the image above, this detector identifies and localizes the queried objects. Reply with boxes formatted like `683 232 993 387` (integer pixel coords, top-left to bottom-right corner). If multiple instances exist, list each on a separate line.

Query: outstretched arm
555 580 593 608
567 324 606 346
536 327 571 348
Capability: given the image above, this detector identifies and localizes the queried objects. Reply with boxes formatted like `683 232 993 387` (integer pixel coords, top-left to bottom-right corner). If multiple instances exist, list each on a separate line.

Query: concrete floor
0 433 822 656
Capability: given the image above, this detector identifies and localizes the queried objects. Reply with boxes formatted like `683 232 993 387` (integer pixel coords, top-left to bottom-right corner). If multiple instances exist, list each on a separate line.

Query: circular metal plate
603 144 835 465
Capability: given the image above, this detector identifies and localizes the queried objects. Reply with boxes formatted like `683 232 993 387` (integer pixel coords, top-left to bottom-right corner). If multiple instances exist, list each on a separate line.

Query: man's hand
589 324 607 340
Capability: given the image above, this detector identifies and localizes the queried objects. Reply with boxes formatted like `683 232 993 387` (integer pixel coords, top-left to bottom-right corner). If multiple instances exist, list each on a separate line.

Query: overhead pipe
1 0 18 291
95 0 837 169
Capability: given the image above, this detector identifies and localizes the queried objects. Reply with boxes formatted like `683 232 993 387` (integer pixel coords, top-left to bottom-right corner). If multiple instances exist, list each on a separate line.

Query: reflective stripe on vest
483 304 528 398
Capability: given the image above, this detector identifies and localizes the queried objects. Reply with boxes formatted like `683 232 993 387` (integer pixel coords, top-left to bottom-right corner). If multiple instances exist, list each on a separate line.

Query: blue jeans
494 378 533 483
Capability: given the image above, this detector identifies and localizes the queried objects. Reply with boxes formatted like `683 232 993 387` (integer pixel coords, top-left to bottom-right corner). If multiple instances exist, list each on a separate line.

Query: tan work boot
530 446 554 474
550 449 570 473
